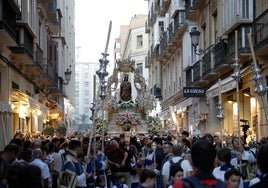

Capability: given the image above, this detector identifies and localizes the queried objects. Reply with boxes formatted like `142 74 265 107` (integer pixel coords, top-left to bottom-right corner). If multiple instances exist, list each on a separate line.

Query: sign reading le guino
183 87 206 97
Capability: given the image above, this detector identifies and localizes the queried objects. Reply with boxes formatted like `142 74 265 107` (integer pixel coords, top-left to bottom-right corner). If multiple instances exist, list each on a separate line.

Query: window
84 90 89 95
84 99 89 104
84 64 89 69
137 35 143 48
84 72 89 78
136 63 143 75
84 107 89 113
75 90 79 97
159 21 164 34
12 81 19 90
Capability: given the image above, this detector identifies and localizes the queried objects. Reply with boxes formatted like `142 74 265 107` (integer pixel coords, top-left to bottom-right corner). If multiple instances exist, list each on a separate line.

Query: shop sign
183 87 206 97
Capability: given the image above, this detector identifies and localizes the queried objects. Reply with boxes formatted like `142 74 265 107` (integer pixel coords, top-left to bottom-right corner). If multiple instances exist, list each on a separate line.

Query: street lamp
64 65 72 85
189 27 214 55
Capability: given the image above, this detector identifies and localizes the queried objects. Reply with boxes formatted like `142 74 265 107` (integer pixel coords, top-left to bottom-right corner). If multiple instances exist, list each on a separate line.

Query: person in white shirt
213 147 243 188
30 148 51 188
161 144 193 188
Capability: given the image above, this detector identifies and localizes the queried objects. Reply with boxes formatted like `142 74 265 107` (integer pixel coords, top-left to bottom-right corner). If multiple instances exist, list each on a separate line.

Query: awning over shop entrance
175 98 193 112
206 67 250 98
206 77 236 98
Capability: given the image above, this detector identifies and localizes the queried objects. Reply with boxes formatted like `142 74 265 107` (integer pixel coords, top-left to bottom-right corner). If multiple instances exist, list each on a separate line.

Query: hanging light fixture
64 65 72 85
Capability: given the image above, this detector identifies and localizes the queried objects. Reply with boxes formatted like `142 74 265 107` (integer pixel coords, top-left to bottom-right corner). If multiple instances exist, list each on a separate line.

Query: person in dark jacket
251 143 268 188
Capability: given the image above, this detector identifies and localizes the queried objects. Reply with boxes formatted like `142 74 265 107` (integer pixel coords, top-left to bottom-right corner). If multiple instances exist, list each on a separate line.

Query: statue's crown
116 59 135 72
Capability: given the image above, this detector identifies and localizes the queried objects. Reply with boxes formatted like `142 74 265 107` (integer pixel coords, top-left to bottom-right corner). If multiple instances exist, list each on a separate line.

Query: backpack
169 158 184 169
168 158 184 186
182 176 227 188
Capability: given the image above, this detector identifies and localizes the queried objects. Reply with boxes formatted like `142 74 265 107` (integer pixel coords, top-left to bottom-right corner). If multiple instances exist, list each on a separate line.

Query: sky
75 0 148 67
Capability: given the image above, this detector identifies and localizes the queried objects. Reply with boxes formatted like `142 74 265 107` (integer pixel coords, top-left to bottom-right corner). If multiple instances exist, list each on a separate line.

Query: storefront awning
175 98 193 112
206 77 236 98
206 67 250 99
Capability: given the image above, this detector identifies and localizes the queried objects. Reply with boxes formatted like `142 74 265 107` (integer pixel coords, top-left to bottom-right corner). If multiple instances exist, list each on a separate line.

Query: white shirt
161 156 193 182
213 166 244 188
30 158 52 187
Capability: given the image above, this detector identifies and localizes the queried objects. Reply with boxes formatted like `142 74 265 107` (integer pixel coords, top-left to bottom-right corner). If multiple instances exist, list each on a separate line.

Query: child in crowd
168 163 184 188
112 174 128 188
137 169 156 188
95 175 106 188
224 168 242 188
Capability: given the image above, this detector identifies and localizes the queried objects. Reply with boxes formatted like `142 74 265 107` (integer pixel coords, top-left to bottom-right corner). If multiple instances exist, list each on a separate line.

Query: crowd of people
0 130 268 188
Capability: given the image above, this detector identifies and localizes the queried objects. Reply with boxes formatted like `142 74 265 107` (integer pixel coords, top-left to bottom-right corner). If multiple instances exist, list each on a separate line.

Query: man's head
68 139 82 155
224 168 241 188
3 143 20 163
217 147 231 164
163 142 173 155
139 169 156 187
172 144 182 157
191 139 216 171
181 131 189 139
110 139 119 150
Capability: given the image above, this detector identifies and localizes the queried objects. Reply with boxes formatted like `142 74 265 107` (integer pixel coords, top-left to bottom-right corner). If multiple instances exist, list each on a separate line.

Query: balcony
145 20 150 33
201 52 217 81
147 2 159 26
227 24 251 63
0 0 18 46
186 68 192 85
253 9 268 55
172 11 187 42
213 39 231 75
170 0 185 19
222 0 253 34
47 0 61 34
185 0 199 21
159 33 167 54
159 0 170 16
192 60 208 87
46 60 58 88
25 43 44 80
9 26 34 68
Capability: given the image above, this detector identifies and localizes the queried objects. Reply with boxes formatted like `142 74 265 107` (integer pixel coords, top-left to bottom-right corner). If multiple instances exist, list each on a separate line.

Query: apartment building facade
0 0 75 149
73 61 99 131
146 0 268 139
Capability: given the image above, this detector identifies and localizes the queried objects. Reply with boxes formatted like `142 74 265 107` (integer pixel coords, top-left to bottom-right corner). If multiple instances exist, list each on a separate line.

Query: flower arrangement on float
146 116 162 135
116 113 140 131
